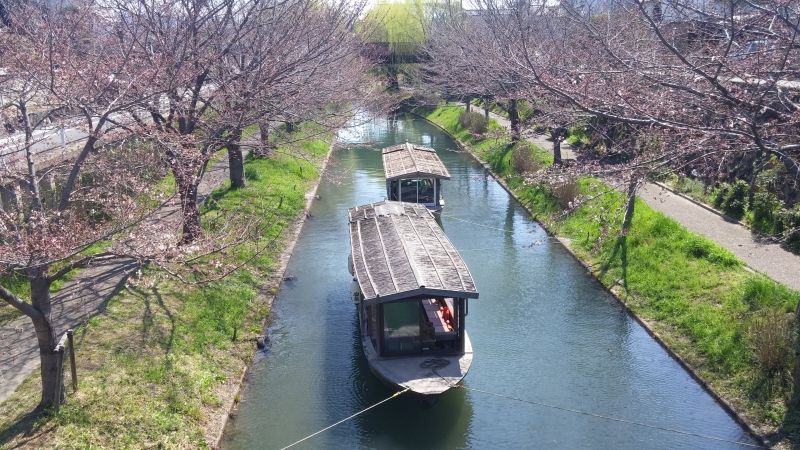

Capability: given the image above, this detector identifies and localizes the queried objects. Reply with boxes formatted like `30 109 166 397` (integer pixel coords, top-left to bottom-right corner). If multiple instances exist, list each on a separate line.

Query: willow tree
360 0 433 90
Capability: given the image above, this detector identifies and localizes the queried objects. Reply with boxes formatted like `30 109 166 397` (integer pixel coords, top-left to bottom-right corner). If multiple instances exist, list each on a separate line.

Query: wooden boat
382 142 450 212
347 201 479 396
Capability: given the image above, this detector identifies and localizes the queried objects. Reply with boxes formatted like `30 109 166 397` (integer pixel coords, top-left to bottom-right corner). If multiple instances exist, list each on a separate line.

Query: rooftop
348 201 478 303
382 142 450 181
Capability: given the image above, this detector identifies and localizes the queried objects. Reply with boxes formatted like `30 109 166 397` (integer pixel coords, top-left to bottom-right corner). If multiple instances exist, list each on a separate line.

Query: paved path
639 183 800 290
0 153 237 403
459 103 800 291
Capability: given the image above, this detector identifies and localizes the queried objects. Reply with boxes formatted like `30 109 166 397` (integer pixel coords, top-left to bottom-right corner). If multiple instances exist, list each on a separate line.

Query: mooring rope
279 387 411 450
439 212 518 234
458 385 767 449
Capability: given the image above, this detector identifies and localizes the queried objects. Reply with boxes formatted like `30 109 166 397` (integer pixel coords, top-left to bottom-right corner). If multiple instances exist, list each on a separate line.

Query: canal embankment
0 124 334 449
413 104 800 446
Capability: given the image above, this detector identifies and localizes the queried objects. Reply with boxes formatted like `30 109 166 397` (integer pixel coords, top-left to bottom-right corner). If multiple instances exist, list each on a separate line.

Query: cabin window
388 180 399 201
399 178 434 204
382 301 421 355
381 298 462 356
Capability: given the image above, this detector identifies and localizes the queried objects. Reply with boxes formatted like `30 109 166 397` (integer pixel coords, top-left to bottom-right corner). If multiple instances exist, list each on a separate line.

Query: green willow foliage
360 0 431 58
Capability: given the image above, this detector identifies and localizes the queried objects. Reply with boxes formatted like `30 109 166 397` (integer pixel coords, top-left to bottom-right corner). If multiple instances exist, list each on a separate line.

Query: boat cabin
348 201 479 395
382 142 450 211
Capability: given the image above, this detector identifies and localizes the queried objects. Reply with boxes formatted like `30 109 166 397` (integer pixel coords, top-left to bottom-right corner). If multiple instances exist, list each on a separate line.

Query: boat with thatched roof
382 142 450 212
347 201 479 396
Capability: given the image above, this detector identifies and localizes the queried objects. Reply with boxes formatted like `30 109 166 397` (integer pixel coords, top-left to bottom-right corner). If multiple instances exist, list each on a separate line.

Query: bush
720 180 748 220
511 143 540 174
458 110 488 135
711 183 729 208
779 205 800 252
550 179 580 209
751 190 783 234
749 308 794 375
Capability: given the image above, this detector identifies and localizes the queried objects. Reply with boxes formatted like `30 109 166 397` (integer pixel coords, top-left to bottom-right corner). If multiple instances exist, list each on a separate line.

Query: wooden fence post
53 332 69 411
67 329 77 392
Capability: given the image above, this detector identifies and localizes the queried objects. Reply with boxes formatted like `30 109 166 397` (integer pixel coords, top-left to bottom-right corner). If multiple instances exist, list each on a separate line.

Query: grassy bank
0 125 331 448
417 104 800 441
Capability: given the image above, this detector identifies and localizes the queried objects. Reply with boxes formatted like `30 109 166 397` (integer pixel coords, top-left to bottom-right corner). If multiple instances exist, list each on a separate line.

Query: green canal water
221 113 756 449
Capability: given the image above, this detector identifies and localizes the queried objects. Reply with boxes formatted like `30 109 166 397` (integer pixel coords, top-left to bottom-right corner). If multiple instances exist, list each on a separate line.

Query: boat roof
382 142 451 181
348 201 478 303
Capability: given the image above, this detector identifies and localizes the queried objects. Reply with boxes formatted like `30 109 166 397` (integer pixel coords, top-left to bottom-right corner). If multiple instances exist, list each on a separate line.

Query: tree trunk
59 135 98 210
180 184 201 244
172 166 202 244
29 271 63 409
551 126 567 165
508 98 521 143
228 128 245 189
254 121 271 158
464 97 471 112
621 177 638 235
387 65 399 91
553 140 563 165
484 102 490 119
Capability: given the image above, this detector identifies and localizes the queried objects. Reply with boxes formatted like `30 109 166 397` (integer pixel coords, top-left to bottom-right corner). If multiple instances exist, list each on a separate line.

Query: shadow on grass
598 235 629 294
0 406 50 449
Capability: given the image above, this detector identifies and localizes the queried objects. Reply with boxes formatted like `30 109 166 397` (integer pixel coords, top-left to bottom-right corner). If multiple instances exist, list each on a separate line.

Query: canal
222 113 756 449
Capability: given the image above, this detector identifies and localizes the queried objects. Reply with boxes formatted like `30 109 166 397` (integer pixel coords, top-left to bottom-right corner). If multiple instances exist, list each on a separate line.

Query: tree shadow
598 235 629 294
0 407 49 449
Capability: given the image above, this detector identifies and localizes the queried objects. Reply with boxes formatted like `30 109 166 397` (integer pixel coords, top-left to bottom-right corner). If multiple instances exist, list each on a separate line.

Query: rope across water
279 387 411 450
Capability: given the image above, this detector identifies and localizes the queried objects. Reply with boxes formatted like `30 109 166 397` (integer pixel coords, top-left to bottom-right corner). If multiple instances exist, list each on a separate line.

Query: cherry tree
0 1 164 409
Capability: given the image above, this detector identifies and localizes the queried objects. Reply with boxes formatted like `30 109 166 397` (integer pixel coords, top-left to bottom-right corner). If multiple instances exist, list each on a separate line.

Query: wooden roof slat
348 201 478 303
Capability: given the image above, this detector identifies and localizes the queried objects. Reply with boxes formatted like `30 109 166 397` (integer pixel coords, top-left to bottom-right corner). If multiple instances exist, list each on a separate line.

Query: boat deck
363 332 473 395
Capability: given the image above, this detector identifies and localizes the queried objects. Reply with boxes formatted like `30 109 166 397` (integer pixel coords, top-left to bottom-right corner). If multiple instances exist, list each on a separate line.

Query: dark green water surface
221 114 756 449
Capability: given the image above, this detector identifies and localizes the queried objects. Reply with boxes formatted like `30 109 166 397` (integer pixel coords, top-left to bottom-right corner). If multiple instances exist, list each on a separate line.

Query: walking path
0 154 236 403
459 103 800 291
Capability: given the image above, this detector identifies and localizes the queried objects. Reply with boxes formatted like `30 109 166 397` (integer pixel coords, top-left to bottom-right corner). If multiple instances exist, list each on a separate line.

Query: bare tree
0 1 164 409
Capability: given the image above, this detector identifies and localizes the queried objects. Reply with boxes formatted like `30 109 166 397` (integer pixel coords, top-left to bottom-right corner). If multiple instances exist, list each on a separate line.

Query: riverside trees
0 0 374 409
425 0 800 227
118 0 372 241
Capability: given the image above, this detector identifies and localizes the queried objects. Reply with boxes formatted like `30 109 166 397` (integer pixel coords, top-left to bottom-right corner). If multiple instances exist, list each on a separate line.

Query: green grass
420 103 800 440
0 240 112 326
418 105 551 180
0 126 331 449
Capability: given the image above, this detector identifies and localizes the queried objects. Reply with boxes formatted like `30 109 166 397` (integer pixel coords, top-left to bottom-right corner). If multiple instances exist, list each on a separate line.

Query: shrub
712 183 730 208
779 204 800 253
458 110 488 135
749 308 794 375
549 179 580 209
720 180 748 220
511 142 540 174
751 190 783 234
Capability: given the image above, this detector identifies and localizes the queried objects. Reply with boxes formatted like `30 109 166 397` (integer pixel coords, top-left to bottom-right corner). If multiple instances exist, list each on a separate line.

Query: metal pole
67 329 77 392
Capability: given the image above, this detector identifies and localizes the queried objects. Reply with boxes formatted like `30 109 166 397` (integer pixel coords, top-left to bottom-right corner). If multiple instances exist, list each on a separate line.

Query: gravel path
0 154 237 403
457 103 800 291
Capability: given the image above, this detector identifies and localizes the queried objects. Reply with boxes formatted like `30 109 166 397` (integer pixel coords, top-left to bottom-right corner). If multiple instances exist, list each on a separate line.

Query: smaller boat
348 201 479 397
382 142 450 212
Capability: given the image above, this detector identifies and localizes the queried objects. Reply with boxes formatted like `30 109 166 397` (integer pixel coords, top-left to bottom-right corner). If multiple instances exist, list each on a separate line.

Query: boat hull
357 301 472 396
